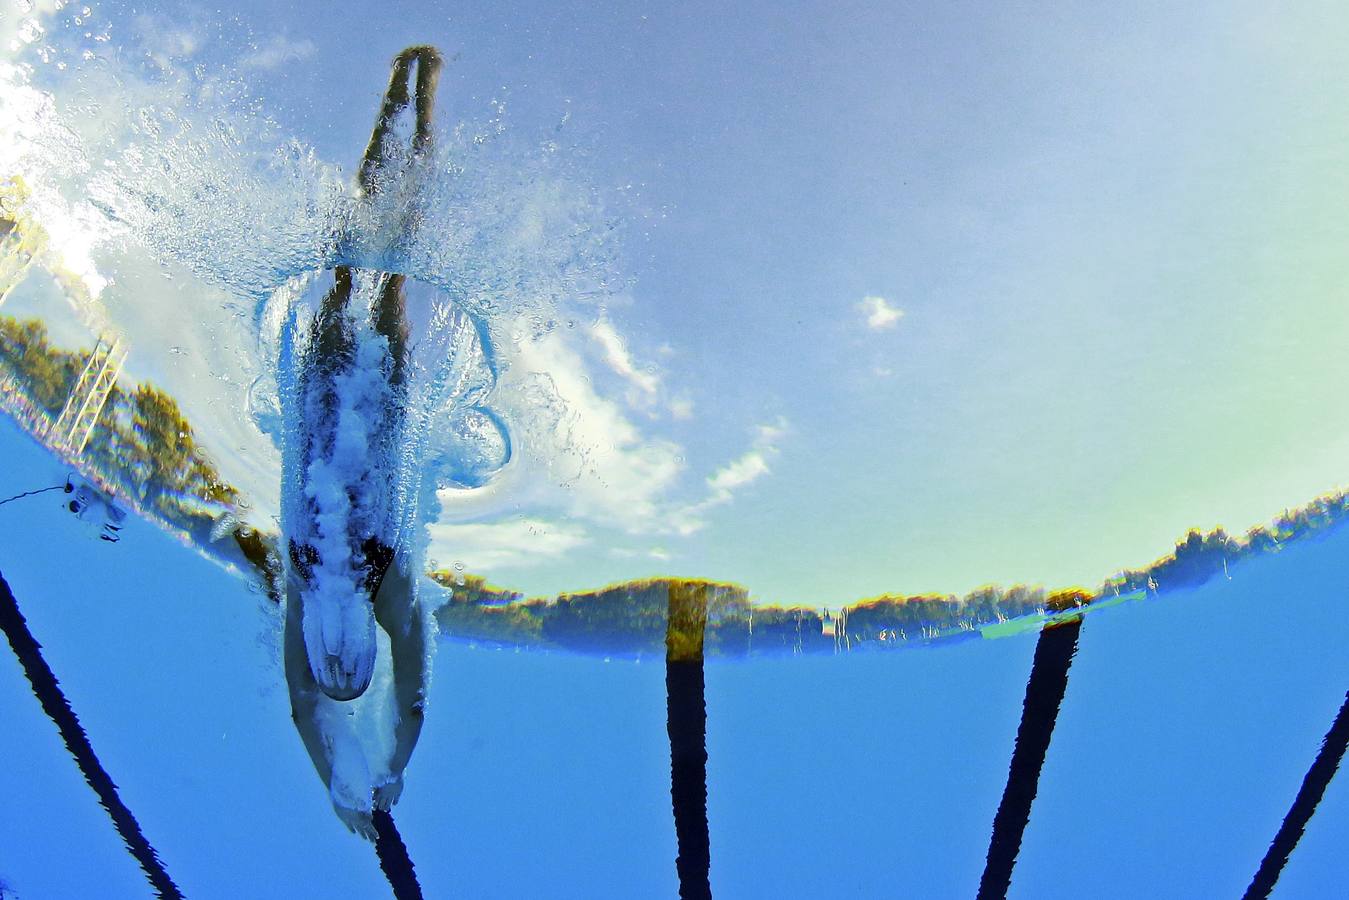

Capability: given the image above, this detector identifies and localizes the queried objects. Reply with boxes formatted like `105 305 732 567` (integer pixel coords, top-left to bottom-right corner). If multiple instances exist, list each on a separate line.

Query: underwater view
1 1 1347 897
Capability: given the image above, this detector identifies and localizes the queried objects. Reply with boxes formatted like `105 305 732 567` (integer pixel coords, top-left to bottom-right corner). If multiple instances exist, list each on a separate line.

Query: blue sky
5 1 1349 605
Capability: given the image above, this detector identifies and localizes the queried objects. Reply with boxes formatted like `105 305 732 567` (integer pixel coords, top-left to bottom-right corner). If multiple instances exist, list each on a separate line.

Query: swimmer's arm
373 552 429 790
387 602 427 781
286 583 379 839
284 582 333 788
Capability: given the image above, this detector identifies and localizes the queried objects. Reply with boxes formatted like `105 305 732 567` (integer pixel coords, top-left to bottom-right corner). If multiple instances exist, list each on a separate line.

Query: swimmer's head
311 644 376 701
296 581 379 701
287 540 382 700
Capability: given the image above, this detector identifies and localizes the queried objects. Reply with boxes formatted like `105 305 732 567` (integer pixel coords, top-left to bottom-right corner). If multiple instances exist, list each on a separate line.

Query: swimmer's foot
373 775 404 811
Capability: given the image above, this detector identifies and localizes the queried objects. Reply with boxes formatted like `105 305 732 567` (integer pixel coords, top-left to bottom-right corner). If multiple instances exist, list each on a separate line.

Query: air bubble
17 18 43 43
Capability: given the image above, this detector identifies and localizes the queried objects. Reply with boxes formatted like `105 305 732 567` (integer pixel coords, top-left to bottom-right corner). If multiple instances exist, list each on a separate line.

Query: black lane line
1242 689 1349 900
977 618 1083 900
373 809 423 900
667 584 712 900
0 569 183 899
668 659 711 900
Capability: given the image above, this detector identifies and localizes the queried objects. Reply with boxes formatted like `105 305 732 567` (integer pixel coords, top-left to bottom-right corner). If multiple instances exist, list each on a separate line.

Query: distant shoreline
4 307 1347 657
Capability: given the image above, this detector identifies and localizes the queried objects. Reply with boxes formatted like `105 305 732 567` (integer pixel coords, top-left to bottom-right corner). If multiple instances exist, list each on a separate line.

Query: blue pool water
1 415 1345 897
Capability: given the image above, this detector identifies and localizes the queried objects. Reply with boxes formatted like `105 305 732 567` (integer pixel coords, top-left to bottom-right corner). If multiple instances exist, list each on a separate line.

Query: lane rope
373 809 423 899
1243 689 1349 899
0 569 183 899
977 619 1084 900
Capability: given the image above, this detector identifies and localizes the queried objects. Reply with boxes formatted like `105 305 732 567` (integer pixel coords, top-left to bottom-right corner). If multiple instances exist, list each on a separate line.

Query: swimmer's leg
366 47 442 385
373 273 410 389
359 46 443 195
371 554 430 809
358 54 411 194
360 47 442 384
410 46 443 152
311 265 357 364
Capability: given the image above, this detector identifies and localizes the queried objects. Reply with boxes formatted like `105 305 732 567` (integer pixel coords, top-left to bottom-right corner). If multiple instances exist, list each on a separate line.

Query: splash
2 5 749 607
0 5 623 538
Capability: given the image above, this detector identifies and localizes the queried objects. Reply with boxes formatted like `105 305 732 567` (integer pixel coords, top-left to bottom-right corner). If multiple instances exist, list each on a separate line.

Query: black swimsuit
289 536 396 599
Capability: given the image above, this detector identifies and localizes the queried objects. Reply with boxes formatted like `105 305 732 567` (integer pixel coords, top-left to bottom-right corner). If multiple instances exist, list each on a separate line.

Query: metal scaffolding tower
49 337 129 457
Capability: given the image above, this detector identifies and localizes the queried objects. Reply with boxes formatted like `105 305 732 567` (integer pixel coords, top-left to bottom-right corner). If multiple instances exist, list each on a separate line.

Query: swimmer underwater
281 46 443 840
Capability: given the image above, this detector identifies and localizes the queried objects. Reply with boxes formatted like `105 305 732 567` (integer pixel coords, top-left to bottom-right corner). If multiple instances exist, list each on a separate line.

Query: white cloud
427 325 789 562
670 416 789 534
858 294 903 330
425 324 694 576
433 323 685 539
131 15 206 71
590 318 660 401
707 451 770 493
755 419 789 445
241 36 318 71
608 545 673 562
706 417 786 498
427 517 589 572
589 319 698 421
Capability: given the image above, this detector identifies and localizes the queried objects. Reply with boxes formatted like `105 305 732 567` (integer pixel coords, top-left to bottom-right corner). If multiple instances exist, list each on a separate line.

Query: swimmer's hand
330 777 377 842
374 774 404 810
332 798 377 842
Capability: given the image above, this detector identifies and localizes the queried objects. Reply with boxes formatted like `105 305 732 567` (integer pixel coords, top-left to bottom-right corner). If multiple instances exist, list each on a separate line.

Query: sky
4 1 1349 605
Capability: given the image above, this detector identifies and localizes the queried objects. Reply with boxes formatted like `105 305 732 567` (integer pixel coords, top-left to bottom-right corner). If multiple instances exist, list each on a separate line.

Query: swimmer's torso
282 266 411 700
